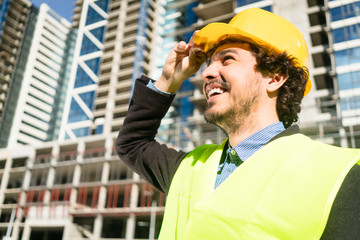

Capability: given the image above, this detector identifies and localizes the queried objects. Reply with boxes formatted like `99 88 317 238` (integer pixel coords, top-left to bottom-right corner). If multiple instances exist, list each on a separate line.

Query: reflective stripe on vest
159 134 360 240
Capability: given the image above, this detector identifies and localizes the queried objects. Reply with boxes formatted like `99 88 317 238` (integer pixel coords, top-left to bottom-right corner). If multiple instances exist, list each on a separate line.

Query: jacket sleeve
320 164 360 239
116 75 187 194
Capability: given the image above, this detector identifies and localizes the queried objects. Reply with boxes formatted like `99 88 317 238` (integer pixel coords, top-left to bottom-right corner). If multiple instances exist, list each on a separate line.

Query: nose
201 62 220 82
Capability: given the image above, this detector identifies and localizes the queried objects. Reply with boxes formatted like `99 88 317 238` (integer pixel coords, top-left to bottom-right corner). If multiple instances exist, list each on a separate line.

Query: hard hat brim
194 22 269 54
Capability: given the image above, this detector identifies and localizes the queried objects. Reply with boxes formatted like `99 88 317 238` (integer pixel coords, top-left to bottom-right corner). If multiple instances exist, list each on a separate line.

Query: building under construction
0 134 165 239
1 0 360 239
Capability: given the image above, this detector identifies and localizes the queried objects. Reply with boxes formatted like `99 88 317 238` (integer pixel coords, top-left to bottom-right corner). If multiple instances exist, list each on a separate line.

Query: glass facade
330 0 360 123
65 0 109 138
235 0 272 11
332 24 360 43
166 3 198 121
131 0 150 95
80 35 101 55
68 99 90 123
338 70 360 91
85 5 106 25
90 26 106 42
330 2 360 22
72 127 91 137
179 2 198 121
94 0 109 12
341 95 360 111
236 0 263 7
335 47 360 66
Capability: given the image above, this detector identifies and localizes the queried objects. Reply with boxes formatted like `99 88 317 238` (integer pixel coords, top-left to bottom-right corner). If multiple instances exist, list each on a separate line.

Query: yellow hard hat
194 8 311 96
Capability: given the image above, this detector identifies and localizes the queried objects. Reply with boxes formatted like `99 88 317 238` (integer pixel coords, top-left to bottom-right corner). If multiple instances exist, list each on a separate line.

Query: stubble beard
204 91 259 136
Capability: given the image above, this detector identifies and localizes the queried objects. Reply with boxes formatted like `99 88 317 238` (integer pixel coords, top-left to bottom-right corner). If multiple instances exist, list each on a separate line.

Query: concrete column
126 173 140 240
70 188 78 208
93 215 103 239
21 223 31 240
76 141 85 163
71 165 81 209
52 144 60 165
0 154 13 207
97 186 107 210
130 174 140 209
105 136 113 160
62 221 73 240
43 189 51 206
99 160 109 210
125 213 136 240
101 162 110 184
46 168 55 190
339 127 348 148
17 190 27 222
11 219 21 240
72 165 81 187
43 166 55 207
71 139 82 205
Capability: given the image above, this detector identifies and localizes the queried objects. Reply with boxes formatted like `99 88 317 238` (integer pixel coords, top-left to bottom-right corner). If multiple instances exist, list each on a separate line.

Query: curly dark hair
249 45 309 128
207 38 309 128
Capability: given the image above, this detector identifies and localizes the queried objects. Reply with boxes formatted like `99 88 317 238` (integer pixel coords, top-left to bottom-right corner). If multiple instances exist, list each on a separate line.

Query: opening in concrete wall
101 216 126 238
134 215 163 239
29 227 63 240
73 216 95 237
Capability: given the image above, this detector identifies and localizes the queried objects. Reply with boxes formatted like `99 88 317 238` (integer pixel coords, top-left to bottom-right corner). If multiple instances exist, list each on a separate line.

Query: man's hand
155 31 206 93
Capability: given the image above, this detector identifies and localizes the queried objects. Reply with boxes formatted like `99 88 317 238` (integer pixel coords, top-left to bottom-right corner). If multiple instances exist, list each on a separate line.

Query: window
335 47 360 66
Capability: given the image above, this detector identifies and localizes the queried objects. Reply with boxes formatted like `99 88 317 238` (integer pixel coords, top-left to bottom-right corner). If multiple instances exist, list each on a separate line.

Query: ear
266 74 287 94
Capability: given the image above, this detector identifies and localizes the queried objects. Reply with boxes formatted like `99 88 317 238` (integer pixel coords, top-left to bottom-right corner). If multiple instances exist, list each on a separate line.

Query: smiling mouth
205 82 228 99
208 88 225 98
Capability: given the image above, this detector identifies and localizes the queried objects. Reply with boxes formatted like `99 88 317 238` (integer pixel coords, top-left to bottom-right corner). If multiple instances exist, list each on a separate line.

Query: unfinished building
0 134 165 239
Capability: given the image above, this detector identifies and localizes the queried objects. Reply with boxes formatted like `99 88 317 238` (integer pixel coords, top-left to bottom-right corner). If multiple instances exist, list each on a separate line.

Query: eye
222 55 235 64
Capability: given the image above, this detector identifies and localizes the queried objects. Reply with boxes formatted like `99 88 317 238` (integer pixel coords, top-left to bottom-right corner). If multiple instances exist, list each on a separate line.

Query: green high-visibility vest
159 134 360 240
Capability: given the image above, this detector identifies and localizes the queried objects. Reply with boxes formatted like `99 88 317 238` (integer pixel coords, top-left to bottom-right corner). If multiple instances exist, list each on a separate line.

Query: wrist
147 80 174 96
155 74 180 94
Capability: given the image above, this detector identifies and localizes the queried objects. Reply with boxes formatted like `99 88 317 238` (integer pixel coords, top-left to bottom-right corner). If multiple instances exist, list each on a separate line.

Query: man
117 8 360 239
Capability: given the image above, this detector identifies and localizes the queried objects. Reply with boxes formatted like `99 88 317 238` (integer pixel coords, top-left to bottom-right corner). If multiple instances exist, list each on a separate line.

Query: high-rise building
59 0 164 141
0 3 75 148
303 0 360 147
59 0 110 141
90 0 163 137
0 0 32 147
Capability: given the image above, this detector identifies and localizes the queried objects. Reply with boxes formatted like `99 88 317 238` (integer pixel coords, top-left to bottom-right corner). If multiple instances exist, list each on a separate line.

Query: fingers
174 31 203 54
188 31 198 49
174 41 187 53
188 31 204 53
189 47 206 69
188 31 205 67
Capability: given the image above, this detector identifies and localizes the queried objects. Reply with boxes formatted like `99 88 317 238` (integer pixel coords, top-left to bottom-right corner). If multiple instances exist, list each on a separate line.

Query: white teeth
208 88 224 97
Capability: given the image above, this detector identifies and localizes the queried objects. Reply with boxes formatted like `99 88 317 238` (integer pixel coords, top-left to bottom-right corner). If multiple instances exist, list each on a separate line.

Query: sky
31 0 76 22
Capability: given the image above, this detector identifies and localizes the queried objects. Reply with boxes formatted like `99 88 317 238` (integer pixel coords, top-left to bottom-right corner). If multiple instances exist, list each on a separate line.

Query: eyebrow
206 49 241 66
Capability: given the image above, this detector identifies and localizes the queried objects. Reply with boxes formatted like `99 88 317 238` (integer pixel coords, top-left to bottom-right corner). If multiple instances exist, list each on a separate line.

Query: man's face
201 42 267 134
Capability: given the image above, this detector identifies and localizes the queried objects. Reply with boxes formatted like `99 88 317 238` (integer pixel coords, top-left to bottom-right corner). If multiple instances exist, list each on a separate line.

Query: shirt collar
229 122 285 161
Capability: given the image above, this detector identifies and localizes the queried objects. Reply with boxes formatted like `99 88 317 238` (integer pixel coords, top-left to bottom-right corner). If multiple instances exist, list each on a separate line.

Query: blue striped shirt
215 122 285 188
